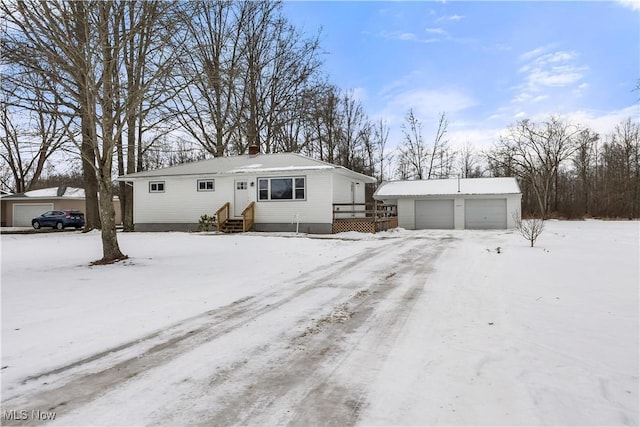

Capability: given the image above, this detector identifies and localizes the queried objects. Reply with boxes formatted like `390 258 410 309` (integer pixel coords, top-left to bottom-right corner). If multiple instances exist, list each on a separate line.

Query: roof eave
119 168 378 182
374 192 522 198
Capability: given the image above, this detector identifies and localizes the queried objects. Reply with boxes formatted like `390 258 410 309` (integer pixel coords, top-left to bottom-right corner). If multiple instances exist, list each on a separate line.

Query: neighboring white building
373 177 522 230
118 152 376 233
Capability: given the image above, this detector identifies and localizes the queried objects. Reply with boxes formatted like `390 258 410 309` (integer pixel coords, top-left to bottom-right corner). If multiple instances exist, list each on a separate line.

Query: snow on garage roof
374 177 521 198
5 187 86 199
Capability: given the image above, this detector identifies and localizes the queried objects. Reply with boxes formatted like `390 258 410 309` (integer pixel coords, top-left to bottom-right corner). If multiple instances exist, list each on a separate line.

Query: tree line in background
0 1 638 259
487 116 639 219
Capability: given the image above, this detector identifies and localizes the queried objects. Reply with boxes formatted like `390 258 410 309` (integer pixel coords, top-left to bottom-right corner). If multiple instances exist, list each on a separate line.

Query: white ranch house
119 152 377 233
373 177 522 230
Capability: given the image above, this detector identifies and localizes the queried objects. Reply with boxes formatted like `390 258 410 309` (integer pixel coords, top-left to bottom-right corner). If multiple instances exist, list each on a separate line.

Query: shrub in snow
198 214 216 232
513 214 545 247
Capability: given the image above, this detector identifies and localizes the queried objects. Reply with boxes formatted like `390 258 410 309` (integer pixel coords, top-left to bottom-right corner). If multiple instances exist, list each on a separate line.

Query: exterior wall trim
134 222 333 234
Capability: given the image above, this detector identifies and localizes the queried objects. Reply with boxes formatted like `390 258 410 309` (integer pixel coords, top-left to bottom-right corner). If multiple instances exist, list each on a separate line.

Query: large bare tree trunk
97 171 125 262
81 118 101 230
74 1 101 231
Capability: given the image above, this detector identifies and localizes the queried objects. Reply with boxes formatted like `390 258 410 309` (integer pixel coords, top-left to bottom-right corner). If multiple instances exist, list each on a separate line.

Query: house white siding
134 175 234 225
254 171 333 226
332 173 366 204
331 173 369 220
122 153 377 233
132 170 341 232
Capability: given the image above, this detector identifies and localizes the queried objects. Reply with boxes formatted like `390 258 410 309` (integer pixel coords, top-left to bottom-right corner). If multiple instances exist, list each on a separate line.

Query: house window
149 181 165 193
257 177 305 201
197 179 215 191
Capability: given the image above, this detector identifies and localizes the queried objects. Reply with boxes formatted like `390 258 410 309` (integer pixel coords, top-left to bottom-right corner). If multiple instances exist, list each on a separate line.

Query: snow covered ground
1 220 638 426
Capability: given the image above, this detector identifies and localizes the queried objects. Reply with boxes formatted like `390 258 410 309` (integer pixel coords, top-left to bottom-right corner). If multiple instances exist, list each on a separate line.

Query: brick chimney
248 144 259 155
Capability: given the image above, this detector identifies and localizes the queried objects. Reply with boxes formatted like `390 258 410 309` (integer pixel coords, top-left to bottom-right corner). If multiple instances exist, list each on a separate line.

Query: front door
234 179 250 217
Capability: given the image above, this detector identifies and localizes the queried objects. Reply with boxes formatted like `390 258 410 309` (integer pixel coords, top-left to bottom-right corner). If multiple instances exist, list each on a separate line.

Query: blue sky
283 1 640 150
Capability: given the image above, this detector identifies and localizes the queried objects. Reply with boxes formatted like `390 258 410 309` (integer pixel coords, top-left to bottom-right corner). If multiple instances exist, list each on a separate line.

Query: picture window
257 177 305 201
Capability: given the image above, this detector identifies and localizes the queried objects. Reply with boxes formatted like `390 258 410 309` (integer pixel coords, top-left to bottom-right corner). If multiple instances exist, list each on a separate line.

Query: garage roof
374 177 521 198
2 186 86 200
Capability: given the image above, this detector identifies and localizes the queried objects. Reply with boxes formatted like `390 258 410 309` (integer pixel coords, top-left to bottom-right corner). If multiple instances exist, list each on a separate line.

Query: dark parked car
32 210 85 230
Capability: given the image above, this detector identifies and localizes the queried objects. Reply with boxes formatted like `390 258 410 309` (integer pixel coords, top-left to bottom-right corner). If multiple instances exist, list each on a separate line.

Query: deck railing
332 201 398 233
215 202 230 232
241 202 255 232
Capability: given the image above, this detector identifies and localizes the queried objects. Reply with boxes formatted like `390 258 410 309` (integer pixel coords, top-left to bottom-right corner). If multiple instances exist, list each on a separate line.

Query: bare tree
1 1 167 261
600 118 640 218
490 116 581 218
397 110 455 180
335 90 370 172
513 213 545 247
308 85 342 163
571 128 599 215
239 1 322 154
458 141 484 178
116 1 181 231
172 0 246 157
398 109 427 179
427 112 452 179
0 75 70 193
1 1 102 229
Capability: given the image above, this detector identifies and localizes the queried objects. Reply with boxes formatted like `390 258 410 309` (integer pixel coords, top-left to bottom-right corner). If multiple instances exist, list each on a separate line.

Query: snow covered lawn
1 221 638 426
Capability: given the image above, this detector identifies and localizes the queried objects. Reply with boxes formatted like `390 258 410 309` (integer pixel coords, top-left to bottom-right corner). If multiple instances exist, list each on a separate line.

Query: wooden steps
221 218 244 233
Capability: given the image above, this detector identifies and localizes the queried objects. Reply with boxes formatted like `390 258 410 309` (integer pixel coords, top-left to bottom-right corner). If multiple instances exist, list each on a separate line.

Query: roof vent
248 144 259 155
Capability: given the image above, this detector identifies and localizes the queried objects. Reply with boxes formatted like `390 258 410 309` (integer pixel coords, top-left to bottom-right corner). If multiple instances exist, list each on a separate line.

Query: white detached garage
373 177 521 230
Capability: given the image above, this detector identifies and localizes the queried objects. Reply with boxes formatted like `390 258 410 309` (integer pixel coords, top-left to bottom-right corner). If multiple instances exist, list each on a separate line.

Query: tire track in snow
1 235 434 424
185 235 454 426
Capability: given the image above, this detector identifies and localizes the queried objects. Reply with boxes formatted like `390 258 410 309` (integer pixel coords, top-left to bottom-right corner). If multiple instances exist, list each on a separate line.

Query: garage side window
149 181 165 193
197 179 215 191
257 177 305 201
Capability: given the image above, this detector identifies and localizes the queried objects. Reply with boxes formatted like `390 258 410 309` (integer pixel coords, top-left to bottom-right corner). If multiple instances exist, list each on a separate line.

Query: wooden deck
332 202 398 234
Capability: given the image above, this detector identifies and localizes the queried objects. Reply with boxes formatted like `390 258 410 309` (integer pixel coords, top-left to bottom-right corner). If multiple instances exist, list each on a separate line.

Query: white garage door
13 203 54 227
465 199 507 229
415 199 454 229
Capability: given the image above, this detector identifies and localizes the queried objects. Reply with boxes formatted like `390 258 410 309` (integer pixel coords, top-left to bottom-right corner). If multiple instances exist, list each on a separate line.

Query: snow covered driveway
1 221 638 426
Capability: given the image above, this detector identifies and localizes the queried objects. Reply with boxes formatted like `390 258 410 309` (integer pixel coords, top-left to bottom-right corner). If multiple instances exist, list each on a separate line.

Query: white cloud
526 67 585 87
382 88 476 119
512 47 588 105
436 14 464 22
535 51 577 64
531 95 549 103
425 27 447 35
371 80 477 149
563 105 640 136
617 0 640 10
519 46 550 62
380 31 439 43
